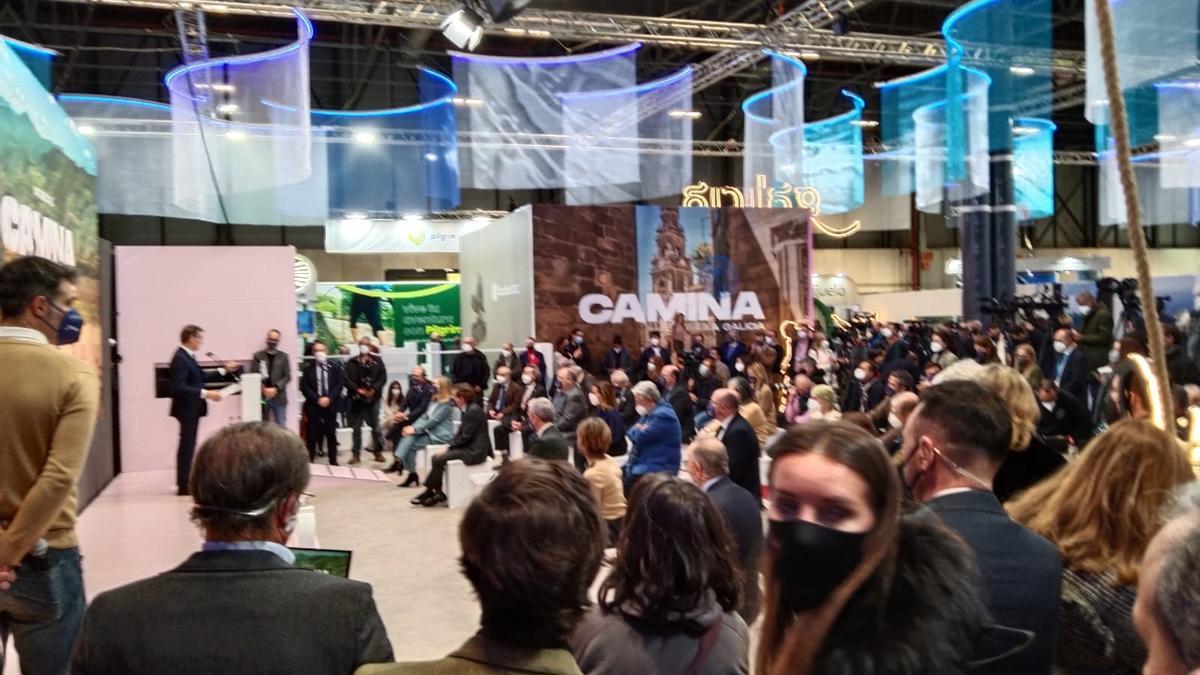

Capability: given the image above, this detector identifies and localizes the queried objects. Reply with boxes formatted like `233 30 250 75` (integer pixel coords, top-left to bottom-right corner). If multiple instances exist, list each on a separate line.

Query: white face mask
496 375 508 384
797 331 808 340
807 398 822 412
635 404 649 417
930 341 944 354
734 362 746 373
503 350 513 358
358 344 371 355
821 341 831 350
1109 349 1121 364
1042 400 1057 412
699 365 710 377
1080 304 1092 315
314 351 328 364
648 364 657 373
650 338 661 347
854 368 868 382
522 374 534 385
888 412 903 430
881 328 894 339
1053 340 1068 354
464 344 475 353
588 392 600 406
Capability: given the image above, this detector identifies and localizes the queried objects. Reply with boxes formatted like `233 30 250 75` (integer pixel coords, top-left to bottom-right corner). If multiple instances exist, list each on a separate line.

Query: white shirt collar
181 344 198 359
715 413 736 427
201 540 296 564
701 476 722 493
931 487 976 500
0 326 49 345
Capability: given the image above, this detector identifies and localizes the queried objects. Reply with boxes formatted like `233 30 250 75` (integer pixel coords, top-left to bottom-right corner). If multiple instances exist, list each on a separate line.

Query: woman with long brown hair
758 421 990 675
1007 419 1194 674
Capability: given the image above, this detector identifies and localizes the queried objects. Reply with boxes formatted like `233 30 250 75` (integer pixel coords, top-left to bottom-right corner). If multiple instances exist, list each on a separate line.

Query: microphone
206 351 242 381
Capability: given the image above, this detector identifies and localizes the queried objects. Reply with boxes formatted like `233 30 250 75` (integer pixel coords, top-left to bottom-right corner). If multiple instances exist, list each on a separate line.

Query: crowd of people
4 254 1200 674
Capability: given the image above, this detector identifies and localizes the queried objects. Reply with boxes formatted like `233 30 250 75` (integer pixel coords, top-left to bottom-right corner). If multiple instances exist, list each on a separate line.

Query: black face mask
266 340 279 351
769 519 866 613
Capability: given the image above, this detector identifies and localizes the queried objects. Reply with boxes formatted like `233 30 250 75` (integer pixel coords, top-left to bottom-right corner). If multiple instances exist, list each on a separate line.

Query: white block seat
445 457 497 509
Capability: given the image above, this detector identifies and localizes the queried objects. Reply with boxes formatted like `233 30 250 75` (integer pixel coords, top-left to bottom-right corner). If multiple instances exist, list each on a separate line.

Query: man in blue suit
300 341 345 465
624 381 681 492
169 324 239 496
1050 327 1091 404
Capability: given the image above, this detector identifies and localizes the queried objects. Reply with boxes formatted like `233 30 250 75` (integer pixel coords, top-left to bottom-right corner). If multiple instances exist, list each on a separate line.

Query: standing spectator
492 342 520 377
525 397 570 462
1076 291 1114 372
687 438 764 624
0 257 98 674
577 418 626 545
878 392 919 455
169 324 239 494
519 336 545 377
708 347 733 383
344 336 388 464
412 384 491 507
253 328 292 426
71 423 393 673
783 374 815 425
719 331 747 372
389 377 455 486
1009 420 1194 675
1013 343 1044 391
1035 379 1093 447
637 331 671 381
624 381 682 492
1164 325 1200 386
1050 327 1091 404
450 336 490 392
1132 483 1200 675
571 475 749 675
867 370 913 432
929 329 959 369
662 364 696 442
359 460 604 675
569 328 592 373
684 333 708 380
692 356 722 429
879 323 908 363
706 389 761 506
300 342 344 464
978 365 1066 503
553 367 588 469
588 382 627 456
899 381 1062 675
601 335 632 375
716 377 773 449
757 421 992 675
841 360 885 415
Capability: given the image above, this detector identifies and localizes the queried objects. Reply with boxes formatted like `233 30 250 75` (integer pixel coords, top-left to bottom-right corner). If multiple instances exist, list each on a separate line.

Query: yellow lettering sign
680 174 862 238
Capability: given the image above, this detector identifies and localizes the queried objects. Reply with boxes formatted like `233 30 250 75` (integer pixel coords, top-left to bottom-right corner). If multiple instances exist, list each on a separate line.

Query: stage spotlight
441 8 484 51
483 0 532 23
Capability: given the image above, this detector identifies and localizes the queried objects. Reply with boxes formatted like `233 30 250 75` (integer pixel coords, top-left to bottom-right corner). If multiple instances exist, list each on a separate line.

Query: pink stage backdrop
116 246 299 473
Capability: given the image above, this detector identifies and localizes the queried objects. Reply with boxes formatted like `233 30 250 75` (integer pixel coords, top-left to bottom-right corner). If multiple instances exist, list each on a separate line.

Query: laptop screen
289 547 352 578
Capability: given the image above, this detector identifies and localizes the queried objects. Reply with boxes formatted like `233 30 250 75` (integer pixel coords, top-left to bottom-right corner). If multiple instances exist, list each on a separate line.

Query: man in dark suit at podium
169 325 239 496
300 341 345 465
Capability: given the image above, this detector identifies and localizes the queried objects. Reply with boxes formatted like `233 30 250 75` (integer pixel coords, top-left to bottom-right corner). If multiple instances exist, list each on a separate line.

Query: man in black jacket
1164 325 1200 387
687 437 763 624
1035 379 1093 446
169 324 239 495
451 336 490 391
524 397 570 462
601 335 633 375
70 423 393 673
840 360 886 414
662 365 695 442
708 389 761 505
900 381 1062 675
300 342 345 464
610 369 639 428
343 337 387 464
1048 328 1091 404
414 384 493 507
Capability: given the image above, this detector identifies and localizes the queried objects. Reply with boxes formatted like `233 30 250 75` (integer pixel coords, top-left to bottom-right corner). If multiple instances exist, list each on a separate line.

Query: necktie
1056 354 1066 380
860 384 869 413
496 386 505 412
318 365 327 397
716 425 726 441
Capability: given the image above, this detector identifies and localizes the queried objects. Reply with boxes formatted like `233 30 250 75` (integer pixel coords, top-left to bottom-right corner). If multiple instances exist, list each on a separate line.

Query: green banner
312 282 461 351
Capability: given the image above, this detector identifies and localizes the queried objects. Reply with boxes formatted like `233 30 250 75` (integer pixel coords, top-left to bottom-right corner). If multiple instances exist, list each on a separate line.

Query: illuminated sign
681 174 861 238
578 292 765 325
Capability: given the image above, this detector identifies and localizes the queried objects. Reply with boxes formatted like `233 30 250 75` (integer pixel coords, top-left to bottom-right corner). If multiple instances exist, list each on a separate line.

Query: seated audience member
692 356 722 428
360 460 605 675
571 475 749 675
638 332 671 381
798 384 840 424
486 366 523 428
662 364 696 442
519 337 545 376
412 384 491 507
588 382 627 456
746 362 778 428
1133 483 1200 675
71 423 393 673
610 369 640 428
687 438 764 624
878 391 918 455
602 335 633 375
1014 344 1044 392
929 329 959 369
493 342 520 377
389 377 455 486
553 367 588 470
1034 378 1093 447
390 367 434 432
624 381 682 492
524 397 569 462
1008 420 1194 675
708 347 733 383
977 365 1066 502
783 374 815 425
899 381 1062 675
725 377 773 448
758 421 992 675
840 360 885 414
577 418 626 546
919 360 942 391
494 366 544 456
868 370 913 431
380 381 405 445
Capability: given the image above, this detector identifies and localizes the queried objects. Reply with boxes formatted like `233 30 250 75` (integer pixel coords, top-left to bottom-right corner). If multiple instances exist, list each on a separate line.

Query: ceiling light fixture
483 0 532 23
77 125 95 136
851 119 879 128
424 152 439 161
669 110 702 119
402 213 422 221
210 83 235 93
224 130 246 141
1009 65 1036 76
799 50 820 60
345 212 368 220
441 8 484 51
216 103 238 114
353 130 378 144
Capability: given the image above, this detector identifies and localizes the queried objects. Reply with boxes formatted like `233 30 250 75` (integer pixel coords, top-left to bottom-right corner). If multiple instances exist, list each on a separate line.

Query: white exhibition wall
458 206 536 349
116 246 299 473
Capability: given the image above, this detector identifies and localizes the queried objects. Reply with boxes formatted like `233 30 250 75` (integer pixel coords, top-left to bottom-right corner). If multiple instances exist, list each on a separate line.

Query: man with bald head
661 364 695 442
707 388 760 504
1134 484 1200 675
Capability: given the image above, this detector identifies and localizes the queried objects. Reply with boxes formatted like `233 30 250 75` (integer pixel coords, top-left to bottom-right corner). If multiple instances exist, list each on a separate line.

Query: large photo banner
532 204 810 362
311 282 461 352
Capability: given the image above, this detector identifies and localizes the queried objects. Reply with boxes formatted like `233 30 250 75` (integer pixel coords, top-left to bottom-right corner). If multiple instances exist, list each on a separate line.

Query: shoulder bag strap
682 619 724 675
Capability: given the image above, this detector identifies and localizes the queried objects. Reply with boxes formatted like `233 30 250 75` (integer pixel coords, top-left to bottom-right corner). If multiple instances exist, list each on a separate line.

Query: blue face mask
42 301 83 346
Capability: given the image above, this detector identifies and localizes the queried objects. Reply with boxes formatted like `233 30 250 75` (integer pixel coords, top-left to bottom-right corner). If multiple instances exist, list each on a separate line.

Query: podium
238 373 263 422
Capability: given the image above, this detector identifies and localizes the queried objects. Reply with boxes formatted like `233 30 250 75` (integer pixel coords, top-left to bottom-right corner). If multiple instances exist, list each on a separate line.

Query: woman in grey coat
569 474 749 675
